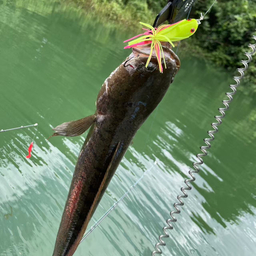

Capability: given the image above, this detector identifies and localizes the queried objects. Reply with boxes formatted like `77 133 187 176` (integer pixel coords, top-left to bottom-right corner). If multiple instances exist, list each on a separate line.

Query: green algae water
1 1 256 256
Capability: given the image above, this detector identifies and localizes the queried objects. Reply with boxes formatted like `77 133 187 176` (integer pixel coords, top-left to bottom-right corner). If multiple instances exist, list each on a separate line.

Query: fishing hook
123 55 135 68
152 35 256 256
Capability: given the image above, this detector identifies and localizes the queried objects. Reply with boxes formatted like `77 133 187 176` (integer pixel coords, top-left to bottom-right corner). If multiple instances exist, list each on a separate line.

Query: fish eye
190 28 195 33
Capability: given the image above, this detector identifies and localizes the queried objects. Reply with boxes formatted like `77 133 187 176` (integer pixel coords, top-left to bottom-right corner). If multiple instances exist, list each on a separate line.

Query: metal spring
152 35 256 256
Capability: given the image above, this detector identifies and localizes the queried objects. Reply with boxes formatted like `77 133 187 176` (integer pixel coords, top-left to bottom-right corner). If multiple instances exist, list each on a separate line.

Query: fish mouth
132 43 180 68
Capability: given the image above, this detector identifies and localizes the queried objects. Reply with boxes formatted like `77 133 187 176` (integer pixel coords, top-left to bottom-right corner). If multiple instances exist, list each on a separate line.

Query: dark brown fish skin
52 46 180 256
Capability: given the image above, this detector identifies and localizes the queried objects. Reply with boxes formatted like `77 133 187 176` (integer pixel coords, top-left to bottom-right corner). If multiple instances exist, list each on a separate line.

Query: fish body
52 45 180 256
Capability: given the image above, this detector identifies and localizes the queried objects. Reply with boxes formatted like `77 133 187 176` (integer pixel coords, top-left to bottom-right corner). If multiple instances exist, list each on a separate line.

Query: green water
1 1 256 256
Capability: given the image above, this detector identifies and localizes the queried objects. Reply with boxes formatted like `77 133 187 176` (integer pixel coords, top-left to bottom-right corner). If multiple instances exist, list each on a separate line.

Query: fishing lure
124 19 199 73
26 142 34 159
0 123 38 159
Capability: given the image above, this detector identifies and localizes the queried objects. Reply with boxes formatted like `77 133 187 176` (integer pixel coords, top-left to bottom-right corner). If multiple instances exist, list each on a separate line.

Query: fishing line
175 0 216 56
0 123 38 158
152 34 256 256
175 5 192 55
186 5 192 20
0 123 38 133
80 162 156 243
199 0 217 22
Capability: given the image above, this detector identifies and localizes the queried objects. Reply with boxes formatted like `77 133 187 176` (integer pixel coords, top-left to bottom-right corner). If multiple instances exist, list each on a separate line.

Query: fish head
97 44 180 121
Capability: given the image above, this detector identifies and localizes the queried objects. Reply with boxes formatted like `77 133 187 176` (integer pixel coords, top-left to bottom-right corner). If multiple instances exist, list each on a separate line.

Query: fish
52 44 180 256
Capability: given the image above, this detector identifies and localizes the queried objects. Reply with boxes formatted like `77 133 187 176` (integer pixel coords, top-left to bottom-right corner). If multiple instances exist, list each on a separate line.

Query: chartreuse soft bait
124 19 199 73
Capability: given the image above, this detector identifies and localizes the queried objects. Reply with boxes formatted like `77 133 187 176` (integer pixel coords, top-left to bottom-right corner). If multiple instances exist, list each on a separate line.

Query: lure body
26 142 34 159
124 19 198 72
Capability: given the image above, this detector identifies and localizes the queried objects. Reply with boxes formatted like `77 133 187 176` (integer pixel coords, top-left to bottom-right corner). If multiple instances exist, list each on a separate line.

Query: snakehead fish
52 45 180 256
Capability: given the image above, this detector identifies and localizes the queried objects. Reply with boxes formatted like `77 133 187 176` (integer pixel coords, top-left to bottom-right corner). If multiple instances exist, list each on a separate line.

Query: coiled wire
152 35 256 256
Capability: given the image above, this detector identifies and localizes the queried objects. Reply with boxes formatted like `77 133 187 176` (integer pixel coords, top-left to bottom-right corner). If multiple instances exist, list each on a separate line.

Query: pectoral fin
51 115 96 137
